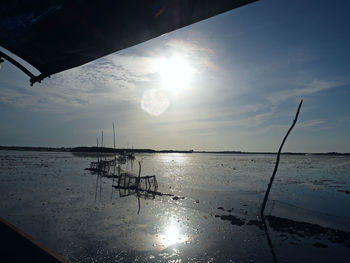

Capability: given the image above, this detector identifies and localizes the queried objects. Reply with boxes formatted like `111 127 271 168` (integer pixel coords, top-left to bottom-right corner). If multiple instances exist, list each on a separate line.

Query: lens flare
141 88 169 116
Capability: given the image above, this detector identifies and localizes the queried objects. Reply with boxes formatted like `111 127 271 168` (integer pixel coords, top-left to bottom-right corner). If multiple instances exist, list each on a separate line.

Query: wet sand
0 151 349 262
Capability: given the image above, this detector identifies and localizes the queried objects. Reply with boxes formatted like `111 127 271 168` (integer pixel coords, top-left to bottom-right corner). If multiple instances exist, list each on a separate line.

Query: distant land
0 146 349 156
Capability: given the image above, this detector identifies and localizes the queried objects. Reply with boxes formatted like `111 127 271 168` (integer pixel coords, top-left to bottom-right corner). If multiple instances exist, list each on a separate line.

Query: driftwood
260 100 303 219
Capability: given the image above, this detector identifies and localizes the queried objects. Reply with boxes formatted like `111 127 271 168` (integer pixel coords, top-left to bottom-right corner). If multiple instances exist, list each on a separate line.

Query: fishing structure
90 158 162 214
87 122 134 173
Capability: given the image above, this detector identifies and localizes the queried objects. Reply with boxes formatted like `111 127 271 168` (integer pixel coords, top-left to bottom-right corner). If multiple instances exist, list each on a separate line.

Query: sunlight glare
158 224 188 247
164 225 180 246
156 56 194 91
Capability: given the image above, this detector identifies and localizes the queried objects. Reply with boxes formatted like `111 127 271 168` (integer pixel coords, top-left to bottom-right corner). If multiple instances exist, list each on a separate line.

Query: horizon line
0 145 349 155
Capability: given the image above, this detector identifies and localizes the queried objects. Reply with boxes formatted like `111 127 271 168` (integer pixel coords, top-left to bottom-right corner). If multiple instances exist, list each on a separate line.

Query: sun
155 56 194 91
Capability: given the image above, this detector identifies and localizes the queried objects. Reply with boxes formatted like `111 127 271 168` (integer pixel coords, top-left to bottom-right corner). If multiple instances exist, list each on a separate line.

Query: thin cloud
152 108 274 134
164 39 219 71
1 38 219 114
268 79 346 104
166 39 215 56
299 119 325 128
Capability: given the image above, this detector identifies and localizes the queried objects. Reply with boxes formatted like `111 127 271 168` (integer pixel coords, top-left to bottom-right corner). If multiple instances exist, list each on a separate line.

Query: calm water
1 151 350 262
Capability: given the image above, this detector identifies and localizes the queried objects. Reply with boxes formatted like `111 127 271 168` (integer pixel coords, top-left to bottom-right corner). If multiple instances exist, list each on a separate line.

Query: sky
0 0 350 152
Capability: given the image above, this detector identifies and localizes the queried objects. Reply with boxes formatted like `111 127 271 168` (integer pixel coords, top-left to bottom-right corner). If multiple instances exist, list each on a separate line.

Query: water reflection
162 225 181 246
89 157 177 214
85 153 350 262
215 205 350 262
157 153 189 165
88 155 276 259
4 151 350 262
113 171 159 214
157 223 189 248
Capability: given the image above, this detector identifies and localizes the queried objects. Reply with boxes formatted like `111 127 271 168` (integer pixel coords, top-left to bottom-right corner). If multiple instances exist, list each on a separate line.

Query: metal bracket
0 50 48 86
30 74 50 86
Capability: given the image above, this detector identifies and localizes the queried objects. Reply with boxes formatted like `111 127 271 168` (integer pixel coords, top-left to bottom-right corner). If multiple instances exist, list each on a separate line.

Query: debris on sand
267 215 350 248
215 214 245 226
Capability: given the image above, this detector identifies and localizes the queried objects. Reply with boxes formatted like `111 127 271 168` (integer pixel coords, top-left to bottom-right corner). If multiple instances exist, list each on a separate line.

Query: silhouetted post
101 130 104 160
97 137 99 162
137 161 141 186
260 100 303 219
137 161 142 214
113 122 116 150
137 195 141 215
101 130 104 149
113 122 116 174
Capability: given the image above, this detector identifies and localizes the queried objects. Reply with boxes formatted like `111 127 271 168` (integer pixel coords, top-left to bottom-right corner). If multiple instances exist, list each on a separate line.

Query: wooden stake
260 100 303 219
113 122 116 150
101 130 104 149
97 137 99 162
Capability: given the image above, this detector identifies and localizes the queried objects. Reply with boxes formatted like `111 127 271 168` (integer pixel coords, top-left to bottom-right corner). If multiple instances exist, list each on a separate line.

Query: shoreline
0 146 349 156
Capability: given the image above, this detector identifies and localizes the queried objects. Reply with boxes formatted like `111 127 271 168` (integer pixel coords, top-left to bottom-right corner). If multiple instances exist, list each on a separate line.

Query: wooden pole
137 161 142 214
97 137 99 162
260 100 303 219
101 130 104 160
113 122 116 150
101 130 104 149
138 161 141 181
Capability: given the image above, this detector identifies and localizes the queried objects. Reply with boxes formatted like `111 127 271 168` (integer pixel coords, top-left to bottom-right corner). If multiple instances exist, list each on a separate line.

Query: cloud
148 104 273 134
0 53 156 112
299 119 325 128
1 38 219 115
166 39 215 56
268 79 346 104
163 39 219 71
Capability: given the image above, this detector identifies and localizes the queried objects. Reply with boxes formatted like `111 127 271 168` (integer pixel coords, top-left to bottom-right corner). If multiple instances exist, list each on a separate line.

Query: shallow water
0 151 350 262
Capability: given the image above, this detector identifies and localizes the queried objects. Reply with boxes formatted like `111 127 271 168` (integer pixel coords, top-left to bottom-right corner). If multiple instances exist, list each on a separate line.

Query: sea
1 150 350 262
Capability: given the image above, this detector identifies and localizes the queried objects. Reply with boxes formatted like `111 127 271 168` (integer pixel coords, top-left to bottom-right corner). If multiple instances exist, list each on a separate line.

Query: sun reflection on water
157 153 189 165
155 221 189 249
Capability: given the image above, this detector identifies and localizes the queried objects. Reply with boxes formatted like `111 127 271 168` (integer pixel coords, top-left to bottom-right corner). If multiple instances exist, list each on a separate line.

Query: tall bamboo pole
260 100 303 219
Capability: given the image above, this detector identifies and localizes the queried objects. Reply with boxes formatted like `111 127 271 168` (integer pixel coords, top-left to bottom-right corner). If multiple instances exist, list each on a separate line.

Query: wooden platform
0 217 69 263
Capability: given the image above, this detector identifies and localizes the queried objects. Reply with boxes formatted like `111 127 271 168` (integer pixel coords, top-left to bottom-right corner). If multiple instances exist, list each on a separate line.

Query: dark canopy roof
0 0 257 85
